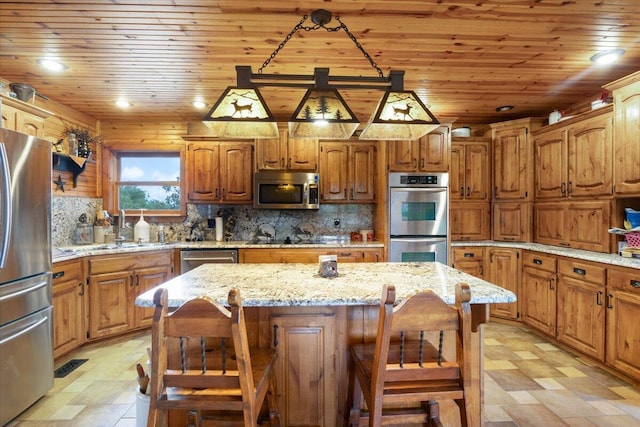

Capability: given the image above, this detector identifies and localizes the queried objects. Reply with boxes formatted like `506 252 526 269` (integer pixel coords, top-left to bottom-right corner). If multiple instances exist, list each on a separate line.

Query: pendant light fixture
203 9 439 140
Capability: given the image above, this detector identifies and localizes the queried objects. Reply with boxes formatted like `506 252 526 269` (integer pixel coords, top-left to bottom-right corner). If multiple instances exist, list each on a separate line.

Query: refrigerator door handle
0 280 48 302
0 142 11 269
0 315 48 346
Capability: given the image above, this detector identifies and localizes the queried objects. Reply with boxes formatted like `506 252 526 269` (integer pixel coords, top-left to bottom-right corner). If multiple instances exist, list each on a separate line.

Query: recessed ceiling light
495 105 514 112
115 99 132 108
590 49 625 65
37 58 67 72
192 100 207 109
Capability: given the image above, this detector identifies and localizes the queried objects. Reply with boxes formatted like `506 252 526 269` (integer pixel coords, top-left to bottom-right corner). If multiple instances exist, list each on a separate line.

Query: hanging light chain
258 12 384 78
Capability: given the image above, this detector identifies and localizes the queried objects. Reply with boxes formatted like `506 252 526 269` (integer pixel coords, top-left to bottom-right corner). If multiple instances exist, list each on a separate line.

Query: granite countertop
451 241 640 270
134 261 516 308
52 240 385 263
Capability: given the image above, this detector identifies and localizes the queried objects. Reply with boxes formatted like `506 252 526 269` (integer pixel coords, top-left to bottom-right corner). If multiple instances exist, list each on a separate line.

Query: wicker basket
625 232 640 248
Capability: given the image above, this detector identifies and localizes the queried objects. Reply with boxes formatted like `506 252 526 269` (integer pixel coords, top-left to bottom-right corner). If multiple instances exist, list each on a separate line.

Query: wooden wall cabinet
52 259 86 359
87 250 173 339
487 248 521 320
186 140 253 203
490 118 543 201
239 247 383 264
556 258 606 361
521 251 557 336
0 95 50 137
604 71 640 195
450 202 491 241
319 142 376 203
534 200 611 253
269 313 336 426
492 201 532 242
451 247 485 279
256 129 318 171
533 107 613 200
450 137 490 201
387 125 450 172
606 266 640 380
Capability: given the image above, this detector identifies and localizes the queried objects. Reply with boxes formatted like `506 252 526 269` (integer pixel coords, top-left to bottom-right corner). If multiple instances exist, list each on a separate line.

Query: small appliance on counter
74 213 93 244
133 209 150 243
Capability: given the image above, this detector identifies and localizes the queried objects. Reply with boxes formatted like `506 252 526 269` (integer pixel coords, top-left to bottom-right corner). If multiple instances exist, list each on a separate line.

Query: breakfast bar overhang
136 262 516 427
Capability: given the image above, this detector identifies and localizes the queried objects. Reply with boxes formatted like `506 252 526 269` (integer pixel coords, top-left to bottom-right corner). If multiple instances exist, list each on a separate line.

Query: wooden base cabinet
451 247 485 279
87 251 173 339
52 259 86 359
487 248 521 320
239 247 383 264
556 259 606 361
521 252 557 336
606 267 640 381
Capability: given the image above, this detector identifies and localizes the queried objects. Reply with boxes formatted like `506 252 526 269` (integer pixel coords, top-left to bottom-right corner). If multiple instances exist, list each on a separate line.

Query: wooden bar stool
147 288 281 427
347 283 473 427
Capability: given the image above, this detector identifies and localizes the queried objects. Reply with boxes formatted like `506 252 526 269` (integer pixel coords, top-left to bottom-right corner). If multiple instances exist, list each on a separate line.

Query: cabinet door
451 247 485 279
132 265 173 327
492 202 531 242
534 127 567 199
1 104 17 130
270 314 336 427
521 265 556 336
488 248 521 320
52 260 85 358
566 201 611 253
534 202 568 246
418 126 450 172
450 202 491 241
188 142 220 202
15 111 45 137
288 137 318 171
256 134 285 170
612 83 640 195
349 143 376 202
493 126 531 200
449 144 465 201
464 143 489 200
387 140 417 172
88 271 132 339
219 142 253 202
319 143 349 202
567 113 613 197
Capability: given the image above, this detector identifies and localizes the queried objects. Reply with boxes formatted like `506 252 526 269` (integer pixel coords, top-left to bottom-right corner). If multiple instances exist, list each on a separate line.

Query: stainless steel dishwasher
180 249 238 273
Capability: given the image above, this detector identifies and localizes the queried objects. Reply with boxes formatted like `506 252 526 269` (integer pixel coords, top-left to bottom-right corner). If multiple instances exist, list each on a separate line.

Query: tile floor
5 322 640 426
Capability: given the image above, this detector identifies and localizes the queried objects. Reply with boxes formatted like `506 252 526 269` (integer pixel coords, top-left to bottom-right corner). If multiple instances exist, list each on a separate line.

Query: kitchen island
136 262 515 427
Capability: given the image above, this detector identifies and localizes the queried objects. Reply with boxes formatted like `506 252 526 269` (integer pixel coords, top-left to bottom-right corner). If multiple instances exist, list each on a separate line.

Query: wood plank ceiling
1 0 639 128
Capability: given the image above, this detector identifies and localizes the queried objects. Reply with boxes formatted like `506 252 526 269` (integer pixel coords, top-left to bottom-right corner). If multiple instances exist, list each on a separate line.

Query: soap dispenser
133 209 150 243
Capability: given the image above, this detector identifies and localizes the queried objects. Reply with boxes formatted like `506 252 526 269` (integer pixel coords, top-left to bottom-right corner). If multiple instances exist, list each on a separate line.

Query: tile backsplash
52 196 374 247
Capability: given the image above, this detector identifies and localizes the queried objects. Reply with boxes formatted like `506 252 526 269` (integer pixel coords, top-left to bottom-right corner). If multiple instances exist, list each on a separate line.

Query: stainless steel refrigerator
0 128 53 425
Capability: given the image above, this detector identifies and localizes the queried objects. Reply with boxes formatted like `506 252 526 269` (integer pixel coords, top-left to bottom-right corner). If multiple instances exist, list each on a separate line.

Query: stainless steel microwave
254 171 320 209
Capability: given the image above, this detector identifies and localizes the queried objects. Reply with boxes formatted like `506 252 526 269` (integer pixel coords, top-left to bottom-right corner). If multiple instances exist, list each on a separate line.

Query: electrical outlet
334 218 340 227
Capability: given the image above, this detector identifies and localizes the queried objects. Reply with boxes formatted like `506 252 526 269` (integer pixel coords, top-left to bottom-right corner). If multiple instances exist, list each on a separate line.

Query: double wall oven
388 172 449 264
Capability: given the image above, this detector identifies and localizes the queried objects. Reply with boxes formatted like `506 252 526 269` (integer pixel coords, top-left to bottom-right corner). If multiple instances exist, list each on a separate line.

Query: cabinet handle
596 290 603 306
568 181 572 194
351 188 355 199
215 188 219 198
420 158 425 169
533 258 543 265
287 158 291 169
78 282 84 296
494 186 498 198
463 253 474 258
561 182 566 195
549 278 555 291
606 293 614 309
281 157 285 168
344 188 347 198
53 271 64 279
129 274 134 287
136 274 140 286
413 158 417 169
631 280 640 288
466 187 470 197
273 324 279 348
460 187 464 197
222 188 226 198
573 267 586 276
339 252 352 257
559 242 570 247
479 265 483 276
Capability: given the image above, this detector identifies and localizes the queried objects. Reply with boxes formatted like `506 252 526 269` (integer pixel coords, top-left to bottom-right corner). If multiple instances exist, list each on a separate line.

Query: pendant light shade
359 90 440 140
203 86 278 139
288 87 360 139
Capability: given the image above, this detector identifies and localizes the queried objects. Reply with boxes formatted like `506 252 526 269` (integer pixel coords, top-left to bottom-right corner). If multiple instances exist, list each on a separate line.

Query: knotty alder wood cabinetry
52 259 86 359
604 71 640 195
0 94 50 137
387 125 450 172
450 202 491 241
521 251 557 336
239 247 382 263
487 248 521 321
450 137 490 202
492 202 532 242
256 129 318 171
185 139 253 203
451 247 485 279
533 107 613 200
319 141 376 203
87 250 173 339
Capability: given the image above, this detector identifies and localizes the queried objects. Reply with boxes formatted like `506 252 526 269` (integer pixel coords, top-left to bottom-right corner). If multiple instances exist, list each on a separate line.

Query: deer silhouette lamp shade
288 87 360 139
203 86 278 138
358 89 441 140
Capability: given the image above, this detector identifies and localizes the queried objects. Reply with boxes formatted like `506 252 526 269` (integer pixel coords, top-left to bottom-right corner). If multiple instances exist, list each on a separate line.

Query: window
107 148 186 217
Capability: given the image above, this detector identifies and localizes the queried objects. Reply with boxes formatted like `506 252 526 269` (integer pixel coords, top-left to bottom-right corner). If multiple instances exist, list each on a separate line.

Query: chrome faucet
116 209 127 245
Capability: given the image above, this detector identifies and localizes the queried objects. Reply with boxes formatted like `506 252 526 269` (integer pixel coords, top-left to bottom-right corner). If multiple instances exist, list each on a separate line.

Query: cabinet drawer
52 259 83 284
89 250 173 274
558 259 605 284
608 267 640 292
522 252 556 273
453 247 484 262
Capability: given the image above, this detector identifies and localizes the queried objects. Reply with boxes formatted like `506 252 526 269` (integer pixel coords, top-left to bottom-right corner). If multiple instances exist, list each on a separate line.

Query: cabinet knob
631 280 640 288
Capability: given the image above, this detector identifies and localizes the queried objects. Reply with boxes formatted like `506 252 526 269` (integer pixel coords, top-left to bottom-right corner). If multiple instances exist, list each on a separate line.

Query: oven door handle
389 187 447 193
182 256 236 263
390 237 447 243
